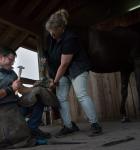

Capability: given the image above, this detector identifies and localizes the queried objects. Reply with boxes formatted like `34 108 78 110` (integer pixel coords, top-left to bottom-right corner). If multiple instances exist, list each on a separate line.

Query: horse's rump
88 27 140 73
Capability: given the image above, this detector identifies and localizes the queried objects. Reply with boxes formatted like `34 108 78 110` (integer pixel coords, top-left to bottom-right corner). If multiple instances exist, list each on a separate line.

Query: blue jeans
20 101 44 129
56 71 98 128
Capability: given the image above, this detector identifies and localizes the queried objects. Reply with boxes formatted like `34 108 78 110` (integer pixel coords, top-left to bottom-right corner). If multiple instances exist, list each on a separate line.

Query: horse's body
88 27 140 121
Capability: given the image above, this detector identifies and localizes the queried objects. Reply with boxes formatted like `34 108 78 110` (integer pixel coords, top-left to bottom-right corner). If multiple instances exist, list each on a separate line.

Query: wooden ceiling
0 0 140 51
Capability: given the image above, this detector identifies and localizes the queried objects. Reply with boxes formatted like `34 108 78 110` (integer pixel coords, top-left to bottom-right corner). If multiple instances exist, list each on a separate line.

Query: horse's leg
120 70 131 123
134 58 140 112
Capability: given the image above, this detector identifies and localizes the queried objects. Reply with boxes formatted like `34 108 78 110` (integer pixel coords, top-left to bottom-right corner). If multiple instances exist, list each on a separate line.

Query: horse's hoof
121 116 131 123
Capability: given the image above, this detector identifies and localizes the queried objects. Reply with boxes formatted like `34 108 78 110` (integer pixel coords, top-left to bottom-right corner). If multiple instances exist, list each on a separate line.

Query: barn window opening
13 47 39 87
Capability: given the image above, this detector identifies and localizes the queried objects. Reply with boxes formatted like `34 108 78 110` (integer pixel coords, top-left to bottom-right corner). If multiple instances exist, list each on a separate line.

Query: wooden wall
95 9 140 30
69 72 139 122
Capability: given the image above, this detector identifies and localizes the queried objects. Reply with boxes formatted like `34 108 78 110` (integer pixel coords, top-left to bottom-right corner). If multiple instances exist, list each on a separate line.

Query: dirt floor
11 120 140 150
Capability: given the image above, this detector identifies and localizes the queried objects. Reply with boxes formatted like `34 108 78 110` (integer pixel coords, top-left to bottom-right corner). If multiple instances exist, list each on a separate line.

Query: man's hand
0 79 22 98
11 79 22 92
49 80 59 90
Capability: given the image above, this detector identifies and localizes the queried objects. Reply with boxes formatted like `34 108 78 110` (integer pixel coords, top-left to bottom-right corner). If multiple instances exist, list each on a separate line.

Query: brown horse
88 27 140 122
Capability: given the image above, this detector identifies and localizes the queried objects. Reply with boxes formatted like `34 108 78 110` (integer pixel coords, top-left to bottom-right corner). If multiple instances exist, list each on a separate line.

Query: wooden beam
0 9 41 36
21 36 38 51
10 32 29 50
0 18 38 36
0 0 19 11
34 0 62 22
0 27 16 46
21 0 43 17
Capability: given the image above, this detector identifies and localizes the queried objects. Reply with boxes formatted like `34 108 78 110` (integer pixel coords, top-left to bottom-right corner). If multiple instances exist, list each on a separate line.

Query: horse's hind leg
120 70 131 123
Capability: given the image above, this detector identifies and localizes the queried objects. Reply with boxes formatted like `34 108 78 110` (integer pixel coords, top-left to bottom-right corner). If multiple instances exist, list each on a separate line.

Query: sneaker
89 123 102 136
55 121 79 138
31 128 51 139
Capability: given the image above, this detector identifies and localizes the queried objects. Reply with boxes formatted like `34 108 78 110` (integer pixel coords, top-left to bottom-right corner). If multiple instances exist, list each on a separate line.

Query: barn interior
1 0 140 121
0 0 140 51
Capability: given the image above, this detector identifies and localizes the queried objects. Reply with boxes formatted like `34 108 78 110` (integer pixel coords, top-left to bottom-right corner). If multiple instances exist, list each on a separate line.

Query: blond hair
45 9 69 30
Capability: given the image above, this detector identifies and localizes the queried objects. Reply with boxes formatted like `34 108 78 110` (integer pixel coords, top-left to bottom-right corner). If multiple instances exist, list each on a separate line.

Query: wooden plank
0 27 17 46
10 32 28 50
127 73 138 118
92 73 108 120
0 14 39 36
21 0 43 17
35 0 62 22
0 0 19 11
108 73 121 119
129 73 139 117
89 72 103 119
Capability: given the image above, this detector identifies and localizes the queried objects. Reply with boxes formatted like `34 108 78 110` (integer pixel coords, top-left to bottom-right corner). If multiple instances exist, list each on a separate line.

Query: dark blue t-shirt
45 28 91 79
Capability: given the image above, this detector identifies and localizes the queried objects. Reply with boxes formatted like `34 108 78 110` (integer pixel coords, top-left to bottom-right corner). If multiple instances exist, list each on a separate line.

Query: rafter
10 32 28 50
0 13 40 36
0 0 19 11
0 27 16 46
34 0 62 22
21 0 43 17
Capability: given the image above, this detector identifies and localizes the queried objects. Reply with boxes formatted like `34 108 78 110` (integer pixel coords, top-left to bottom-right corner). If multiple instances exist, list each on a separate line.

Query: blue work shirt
44 28 92 79
0 67 18 104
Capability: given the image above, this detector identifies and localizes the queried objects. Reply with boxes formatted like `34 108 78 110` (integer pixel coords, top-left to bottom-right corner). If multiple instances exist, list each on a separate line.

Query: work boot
89 123 102 136
55 121 79 138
